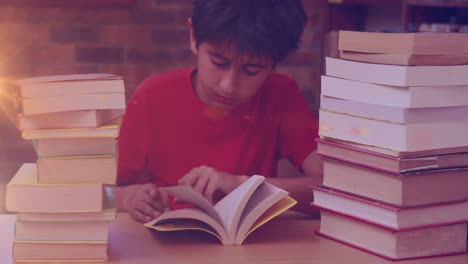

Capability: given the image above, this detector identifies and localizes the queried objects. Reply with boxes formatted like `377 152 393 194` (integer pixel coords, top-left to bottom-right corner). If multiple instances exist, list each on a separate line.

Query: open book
144 175 297 245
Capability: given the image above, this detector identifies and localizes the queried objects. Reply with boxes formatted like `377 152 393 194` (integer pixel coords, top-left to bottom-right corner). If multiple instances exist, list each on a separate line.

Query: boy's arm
178 151 323 215
115 77 170 222
264 150 323 215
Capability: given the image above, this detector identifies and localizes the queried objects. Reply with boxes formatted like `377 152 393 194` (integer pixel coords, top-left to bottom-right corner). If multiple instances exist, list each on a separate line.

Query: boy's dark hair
191 0 307 64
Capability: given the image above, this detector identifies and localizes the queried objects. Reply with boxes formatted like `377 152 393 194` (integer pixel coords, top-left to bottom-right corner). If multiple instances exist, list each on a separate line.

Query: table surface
2 212 468 264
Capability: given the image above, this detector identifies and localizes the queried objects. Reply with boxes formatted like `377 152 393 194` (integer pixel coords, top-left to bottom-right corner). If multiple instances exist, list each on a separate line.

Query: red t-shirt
117 68 318 187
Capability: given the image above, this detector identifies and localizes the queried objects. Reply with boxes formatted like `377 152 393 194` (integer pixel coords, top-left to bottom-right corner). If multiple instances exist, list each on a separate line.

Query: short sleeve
116 79 152 186
278 82 319 171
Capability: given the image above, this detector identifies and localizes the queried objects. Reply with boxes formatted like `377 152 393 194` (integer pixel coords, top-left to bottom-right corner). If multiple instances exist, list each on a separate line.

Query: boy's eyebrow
208 51 230 61
208 50 267 68
244 63 266 68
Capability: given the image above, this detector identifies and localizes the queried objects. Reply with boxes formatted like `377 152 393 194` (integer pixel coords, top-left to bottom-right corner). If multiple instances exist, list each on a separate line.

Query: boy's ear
187 17 198 55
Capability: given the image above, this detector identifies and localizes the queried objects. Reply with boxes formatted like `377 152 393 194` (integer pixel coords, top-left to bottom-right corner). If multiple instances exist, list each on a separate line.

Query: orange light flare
0 77 19 127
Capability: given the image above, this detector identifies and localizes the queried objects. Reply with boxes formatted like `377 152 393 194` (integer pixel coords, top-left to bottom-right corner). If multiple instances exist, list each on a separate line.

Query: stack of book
5 74 126 263
314 31 468 261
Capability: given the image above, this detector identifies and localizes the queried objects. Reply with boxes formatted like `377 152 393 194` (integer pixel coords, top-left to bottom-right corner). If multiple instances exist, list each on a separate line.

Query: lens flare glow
0 78 19 126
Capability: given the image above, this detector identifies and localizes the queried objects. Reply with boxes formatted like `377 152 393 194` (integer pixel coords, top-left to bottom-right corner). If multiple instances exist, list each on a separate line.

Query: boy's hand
178 166 249 204
115 184 170 223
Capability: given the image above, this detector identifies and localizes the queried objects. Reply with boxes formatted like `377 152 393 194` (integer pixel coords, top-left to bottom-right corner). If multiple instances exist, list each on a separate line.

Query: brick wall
0 0 324 199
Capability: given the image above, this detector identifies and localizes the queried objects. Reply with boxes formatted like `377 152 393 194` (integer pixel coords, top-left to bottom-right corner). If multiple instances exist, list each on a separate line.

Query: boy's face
190 30 274 111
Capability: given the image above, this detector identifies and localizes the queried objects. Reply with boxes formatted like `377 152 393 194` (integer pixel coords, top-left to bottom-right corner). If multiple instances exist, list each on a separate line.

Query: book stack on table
5 73 126 263
314 30 468 261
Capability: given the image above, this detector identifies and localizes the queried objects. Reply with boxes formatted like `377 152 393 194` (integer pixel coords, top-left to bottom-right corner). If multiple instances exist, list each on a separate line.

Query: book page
144 208 228 243
159 185 222 224
147 219 223 243
214 175 265 241
234 183 288 243
236 196 297 245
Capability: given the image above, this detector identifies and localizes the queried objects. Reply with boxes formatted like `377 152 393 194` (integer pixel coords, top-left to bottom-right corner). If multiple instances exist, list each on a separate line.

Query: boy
115 0 323 223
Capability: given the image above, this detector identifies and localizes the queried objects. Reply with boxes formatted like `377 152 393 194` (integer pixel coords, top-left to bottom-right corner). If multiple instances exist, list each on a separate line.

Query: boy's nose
219 70 238 96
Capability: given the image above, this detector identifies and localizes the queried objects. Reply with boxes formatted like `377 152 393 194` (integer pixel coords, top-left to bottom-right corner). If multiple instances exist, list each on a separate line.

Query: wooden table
2 213 468 264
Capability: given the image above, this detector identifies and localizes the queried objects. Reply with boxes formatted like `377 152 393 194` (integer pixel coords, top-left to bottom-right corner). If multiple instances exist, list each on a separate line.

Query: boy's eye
243 66 261 76
211 58 229 68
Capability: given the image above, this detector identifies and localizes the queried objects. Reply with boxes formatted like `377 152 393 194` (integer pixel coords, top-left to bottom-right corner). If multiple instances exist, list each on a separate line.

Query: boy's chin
202 104 233 119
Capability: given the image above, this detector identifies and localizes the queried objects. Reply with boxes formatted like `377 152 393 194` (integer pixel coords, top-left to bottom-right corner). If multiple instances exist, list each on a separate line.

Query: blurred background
0 0 467 213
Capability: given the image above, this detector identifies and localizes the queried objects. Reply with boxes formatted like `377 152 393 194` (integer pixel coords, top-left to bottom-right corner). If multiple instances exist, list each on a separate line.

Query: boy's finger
193 174 209 194
204 179 217 204
147 199 166 213
178 168 199 186
159 191 171 209
141 183 158 199
133 209 152 223
139 202 161 219
173 197 183 204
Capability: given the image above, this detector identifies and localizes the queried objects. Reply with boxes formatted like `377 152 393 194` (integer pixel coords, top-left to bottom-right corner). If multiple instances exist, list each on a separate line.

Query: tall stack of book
313 31 468 261
5 74 126 263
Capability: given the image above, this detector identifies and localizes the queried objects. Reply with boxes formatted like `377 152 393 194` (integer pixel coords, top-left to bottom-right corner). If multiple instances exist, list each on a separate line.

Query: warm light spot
350 127 371 137
319 123 334 131
97 95 109 101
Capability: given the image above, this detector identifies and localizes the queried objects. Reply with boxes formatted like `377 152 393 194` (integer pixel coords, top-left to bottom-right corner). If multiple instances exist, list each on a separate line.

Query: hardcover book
321 75 468 108
321 157 468 207
33 137 117 158
14 73 124 98
17 109 124 131
325 57 468 86
319 109 468 152
13 240 108 262
6 164 110 213
338 31 468 55
317 209 467 261
22 123 120 140
317 137 468 173
15 220 110 241
340 50 468 66
312 186 468 230
36 155 117 184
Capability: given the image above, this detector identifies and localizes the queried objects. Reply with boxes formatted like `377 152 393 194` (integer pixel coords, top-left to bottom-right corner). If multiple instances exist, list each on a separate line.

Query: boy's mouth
214 95 236 106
